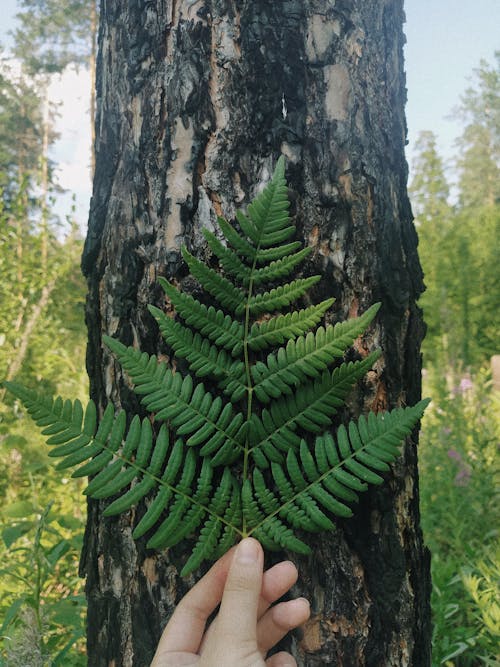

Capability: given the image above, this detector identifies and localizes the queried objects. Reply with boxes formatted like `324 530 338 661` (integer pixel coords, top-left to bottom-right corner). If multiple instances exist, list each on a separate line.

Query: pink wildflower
459 377 473 393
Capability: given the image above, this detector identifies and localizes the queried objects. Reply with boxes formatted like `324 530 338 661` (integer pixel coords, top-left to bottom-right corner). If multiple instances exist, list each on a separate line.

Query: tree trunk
81 1 430 665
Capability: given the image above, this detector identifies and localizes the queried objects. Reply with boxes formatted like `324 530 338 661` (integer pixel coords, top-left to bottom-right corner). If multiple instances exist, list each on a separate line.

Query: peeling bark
82 1 430 665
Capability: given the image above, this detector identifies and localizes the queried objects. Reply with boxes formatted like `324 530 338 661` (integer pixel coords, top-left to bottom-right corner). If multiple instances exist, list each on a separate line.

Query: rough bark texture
81 1 430 665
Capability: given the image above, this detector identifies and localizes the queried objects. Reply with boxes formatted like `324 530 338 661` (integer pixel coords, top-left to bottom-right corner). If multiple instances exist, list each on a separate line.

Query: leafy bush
420 368 500 665
0 501 86 666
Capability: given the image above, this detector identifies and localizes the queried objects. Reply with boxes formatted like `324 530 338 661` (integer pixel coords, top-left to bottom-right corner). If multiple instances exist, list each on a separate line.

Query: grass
419 367 500 666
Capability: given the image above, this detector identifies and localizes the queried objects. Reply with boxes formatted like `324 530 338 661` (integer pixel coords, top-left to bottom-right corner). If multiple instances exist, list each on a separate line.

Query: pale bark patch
130 96 143 147
165 118 194 251
305 14 337 62
323 63 352 121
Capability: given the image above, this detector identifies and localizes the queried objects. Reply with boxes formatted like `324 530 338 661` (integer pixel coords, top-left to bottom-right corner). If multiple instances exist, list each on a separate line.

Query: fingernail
236 538 260 564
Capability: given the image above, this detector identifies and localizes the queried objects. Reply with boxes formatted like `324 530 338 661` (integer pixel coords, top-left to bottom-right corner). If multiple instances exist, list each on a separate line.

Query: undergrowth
420 367 500 666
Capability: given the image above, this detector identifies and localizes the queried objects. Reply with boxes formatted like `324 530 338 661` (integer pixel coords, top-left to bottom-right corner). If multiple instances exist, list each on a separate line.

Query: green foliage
0 59 43 205
0 502 86 666
420 369 499 666
4 158 428 576
411 60 500 369
454 53 500 209
12 0 97 75
411 55 500 667
0 65 87 658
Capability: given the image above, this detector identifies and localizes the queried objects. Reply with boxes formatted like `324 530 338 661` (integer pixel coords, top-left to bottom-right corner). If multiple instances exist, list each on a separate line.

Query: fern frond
175 468 243 575
244 157 294 248
245 400 430 550
242 479 311 553
150 307 246 400
250 247 313 286
157 278 244 356
3 157 430 576
103 337 246 465
247 276 321 316
247 299 335 351
249 353 381 467
253 241 303 264
225 156 293 260
181 247 245 315
251 304 381 402
216 215 257 262
202 229 252 284
3 382 242 575
203 228 312 289
218 212 302 266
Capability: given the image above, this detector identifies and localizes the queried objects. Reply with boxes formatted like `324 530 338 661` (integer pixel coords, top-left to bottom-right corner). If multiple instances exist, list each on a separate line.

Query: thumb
216 537 264 643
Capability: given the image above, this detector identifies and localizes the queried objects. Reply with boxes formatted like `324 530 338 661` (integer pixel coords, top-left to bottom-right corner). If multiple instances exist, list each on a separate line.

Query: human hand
151 538 310 667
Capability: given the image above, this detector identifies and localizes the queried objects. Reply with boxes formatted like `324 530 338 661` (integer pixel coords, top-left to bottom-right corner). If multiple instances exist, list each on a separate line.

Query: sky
1 0 499 229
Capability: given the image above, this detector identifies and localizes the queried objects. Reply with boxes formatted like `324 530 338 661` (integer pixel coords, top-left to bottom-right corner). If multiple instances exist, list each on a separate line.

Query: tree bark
82 1 430 665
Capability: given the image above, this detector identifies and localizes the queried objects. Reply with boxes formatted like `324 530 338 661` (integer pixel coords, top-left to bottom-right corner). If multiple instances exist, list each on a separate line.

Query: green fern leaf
103 337 246 465
150 306 246 399
102 424 170 516
249 353 381 466
244 157 294 247
247 299 335 351
182 247 245 315
157 278 244 356
180 471 240 575
254 241 303 264
247 276 321 316
203 229 252 284
250 247 313 286
216 215 257 262
246 400 430 548
251 304 381 402
3 156 430 576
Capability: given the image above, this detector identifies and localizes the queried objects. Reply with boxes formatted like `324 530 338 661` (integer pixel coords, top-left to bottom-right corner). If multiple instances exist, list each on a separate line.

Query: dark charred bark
81 1 430 665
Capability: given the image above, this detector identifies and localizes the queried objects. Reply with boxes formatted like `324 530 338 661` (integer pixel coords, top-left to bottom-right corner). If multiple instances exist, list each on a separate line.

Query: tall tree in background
0 55 59 389
82 2 429 666
0 60 43 203
0 0 97 395
13 0 99 174
454 55 500 365
412 55 500 372
409 131 453 368
455 53 499 209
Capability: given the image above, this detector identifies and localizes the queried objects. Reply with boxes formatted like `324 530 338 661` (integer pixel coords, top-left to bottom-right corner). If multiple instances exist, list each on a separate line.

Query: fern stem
242 268 256 536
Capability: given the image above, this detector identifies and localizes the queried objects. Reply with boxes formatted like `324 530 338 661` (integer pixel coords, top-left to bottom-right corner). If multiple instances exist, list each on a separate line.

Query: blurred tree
453 54 500 366
410 131 453 368
412 56 500 373
455 53 500 209
12 0 99 174
0 58 43 204
12 0 96 73
410 131 451 223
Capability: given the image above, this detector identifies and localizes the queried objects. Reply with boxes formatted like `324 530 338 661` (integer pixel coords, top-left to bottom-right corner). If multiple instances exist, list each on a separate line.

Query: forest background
0 1 498 665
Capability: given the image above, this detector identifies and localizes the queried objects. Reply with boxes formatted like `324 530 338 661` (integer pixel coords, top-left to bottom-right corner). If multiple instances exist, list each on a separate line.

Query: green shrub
420 368 500 665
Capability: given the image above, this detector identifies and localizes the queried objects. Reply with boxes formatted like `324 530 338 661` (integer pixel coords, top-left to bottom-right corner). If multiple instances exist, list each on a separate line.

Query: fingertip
266 651 297 667
274 559 298 583
235 537 263 564
272 597 311 630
